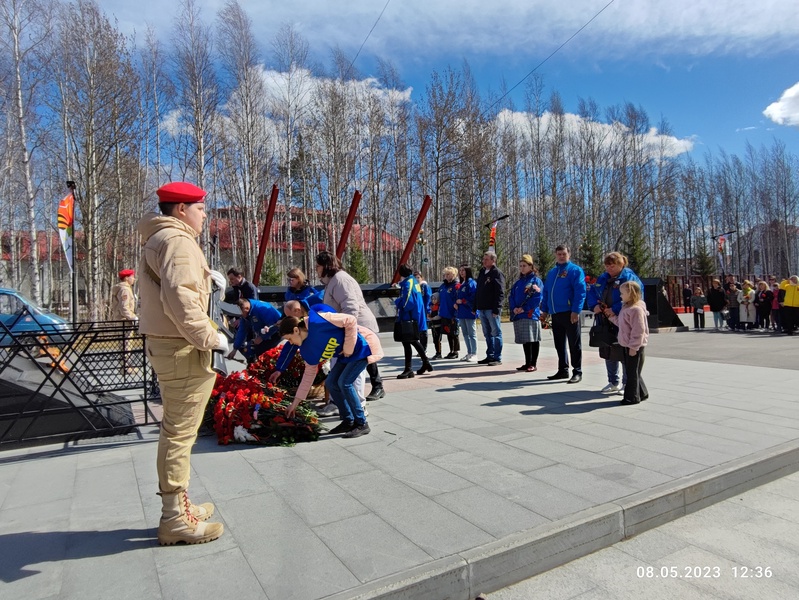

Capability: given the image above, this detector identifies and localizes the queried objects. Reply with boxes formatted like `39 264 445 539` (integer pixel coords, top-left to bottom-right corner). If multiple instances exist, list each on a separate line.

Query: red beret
119 269 135 279
156 181 206 204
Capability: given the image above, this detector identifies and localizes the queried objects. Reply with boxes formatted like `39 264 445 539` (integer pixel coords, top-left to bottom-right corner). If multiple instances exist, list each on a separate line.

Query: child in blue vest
279 311 384 438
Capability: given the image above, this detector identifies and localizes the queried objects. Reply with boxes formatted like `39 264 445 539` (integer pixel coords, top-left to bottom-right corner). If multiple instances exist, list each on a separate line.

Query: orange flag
57 193 74 272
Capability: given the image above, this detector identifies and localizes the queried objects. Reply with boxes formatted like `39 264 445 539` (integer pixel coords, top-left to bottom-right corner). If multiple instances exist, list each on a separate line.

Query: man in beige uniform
137 182 228 545
110 269 138 320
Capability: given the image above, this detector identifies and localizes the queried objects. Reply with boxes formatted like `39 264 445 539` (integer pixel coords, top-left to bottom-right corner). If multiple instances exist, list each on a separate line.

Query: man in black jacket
475 251 505 366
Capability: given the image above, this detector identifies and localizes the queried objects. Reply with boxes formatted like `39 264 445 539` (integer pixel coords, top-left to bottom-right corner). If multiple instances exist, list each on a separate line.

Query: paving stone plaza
1 321 797 599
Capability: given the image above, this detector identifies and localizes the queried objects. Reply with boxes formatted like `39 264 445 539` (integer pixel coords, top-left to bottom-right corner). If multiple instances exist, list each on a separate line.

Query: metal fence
0 311 160 448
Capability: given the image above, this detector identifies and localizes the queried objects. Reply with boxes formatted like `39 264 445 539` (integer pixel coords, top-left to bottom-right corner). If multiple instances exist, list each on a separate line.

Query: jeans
478 310 502 360
605 359 627 386
460 318 477 355
326 358 369 425
712 311 725 328
551 311 582 374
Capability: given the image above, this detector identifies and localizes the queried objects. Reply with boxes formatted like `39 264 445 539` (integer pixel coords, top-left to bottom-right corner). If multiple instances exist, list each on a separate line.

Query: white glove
215 331 229 354
209 270 227 295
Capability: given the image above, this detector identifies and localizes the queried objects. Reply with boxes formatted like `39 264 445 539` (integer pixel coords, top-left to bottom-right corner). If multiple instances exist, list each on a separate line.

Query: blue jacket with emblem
438 279 459 319
275 303 336 372
586 268 643 315
540 262 587 315
509 272 543 321
285 284 324 311
299 310 371 365
233 299 282 351
456 278 477 319
395 276 428 331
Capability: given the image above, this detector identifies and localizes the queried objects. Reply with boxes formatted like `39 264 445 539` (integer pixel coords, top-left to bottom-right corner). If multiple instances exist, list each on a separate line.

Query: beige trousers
147 338 216 494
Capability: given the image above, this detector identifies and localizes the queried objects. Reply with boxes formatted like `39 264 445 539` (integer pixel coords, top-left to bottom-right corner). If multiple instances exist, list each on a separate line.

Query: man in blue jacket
227 297 282 363
540 245 587 383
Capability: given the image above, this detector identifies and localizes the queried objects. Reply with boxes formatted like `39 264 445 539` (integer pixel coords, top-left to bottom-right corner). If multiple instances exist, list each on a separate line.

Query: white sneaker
361 404 369 417
466 354 478 363
460 354 470 361
601 383 621 394
317 403 339 417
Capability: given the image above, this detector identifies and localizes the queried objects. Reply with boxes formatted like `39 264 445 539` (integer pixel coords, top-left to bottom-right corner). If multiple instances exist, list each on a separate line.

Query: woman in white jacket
737 280 756 330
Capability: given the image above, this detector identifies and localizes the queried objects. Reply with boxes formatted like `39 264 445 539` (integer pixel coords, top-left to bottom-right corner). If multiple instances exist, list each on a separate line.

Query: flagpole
66 180 78 323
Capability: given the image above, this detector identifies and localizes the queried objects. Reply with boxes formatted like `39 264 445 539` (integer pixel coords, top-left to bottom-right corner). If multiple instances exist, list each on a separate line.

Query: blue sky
109 0 799 159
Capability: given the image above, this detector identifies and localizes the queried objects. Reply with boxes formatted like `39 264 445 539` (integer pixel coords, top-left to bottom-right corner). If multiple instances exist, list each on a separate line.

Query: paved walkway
1 322 798 599
488 472 799 599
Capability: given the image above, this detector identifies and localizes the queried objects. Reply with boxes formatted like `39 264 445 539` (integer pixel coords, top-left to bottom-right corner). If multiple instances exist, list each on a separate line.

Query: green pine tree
577 227 603 279
258 252 282 286
534 233 555 280
622 222 652 278
694 240 715 276
344 243 371 284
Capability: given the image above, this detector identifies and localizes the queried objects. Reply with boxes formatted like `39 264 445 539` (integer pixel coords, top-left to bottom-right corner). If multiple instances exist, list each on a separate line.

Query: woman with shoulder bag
586 252 642 395
395 264 432 378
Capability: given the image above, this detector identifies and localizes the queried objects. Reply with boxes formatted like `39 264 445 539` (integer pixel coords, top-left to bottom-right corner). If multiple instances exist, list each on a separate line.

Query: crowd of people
134 179 799 548
685 274 799 334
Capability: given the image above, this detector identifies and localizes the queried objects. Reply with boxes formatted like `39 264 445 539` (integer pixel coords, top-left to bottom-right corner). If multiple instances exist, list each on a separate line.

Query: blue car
0 288 68 346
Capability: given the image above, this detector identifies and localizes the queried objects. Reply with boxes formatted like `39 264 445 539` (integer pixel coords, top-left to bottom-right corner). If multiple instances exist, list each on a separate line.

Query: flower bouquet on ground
204 343 327 446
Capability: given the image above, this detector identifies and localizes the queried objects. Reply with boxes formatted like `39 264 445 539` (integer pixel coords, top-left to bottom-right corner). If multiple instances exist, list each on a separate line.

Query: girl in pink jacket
605 281 649 405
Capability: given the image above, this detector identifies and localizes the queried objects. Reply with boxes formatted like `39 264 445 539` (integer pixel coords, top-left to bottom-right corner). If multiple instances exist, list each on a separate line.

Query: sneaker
361 404 369 417
487 360 502 366
460 354 471 361
445 352 459 359
466 354 478 363
477 357 492 364
317 403 339 417
600 383 621 394
432 353 443 360
327 420 355 435
343 423 371 438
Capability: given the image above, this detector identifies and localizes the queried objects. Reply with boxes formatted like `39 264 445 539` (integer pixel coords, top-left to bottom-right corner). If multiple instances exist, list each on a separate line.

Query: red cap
156 181 206 204
119 269 135 279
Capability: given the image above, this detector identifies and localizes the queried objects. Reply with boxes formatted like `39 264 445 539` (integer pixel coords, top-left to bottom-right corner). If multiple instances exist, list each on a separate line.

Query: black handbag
589 315 618 348
393 319 420 342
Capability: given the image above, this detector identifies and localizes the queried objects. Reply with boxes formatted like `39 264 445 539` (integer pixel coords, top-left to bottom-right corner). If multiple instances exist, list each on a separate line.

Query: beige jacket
137 212 217 350
110 281 137 320
322 270 379 332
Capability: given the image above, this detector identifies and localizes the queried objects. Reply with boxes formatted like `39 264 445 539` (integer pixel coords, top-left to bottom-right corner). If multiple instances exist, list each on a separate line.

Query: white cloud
495 108 693 162
110 0 799 65
763 82 799 127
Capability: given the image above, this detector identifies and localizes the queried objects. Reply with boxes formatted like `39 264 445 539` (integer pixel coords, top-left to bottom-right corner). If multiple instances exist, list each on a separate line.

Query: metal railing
0 311 160 448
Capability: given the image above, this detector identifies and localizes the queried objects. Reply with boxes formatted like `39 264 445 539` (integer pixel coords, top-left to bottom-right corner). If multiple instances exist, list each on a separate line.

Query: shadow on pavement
0 528 154 583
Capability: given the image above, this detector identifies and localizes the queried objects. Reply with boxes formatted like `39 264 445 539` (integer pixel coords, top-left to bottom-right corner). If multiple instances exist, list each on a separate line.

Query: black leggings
522 342 540 366
402 340 428 369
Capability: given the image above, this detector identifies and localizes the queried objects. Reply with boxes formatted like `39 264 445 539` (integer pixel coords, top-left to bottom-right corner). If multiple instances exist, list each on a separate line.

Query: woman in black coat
707 279 727 330
753 281 774 331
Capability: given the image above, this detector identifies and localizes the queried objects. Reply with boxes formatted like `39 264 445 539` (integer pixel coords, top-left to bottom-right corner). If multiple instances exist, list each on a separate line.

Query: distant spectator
779 276 799 335
725 284 740 331
738 281 756 331
438 266 461 359
707 279 727 330
690 287 707 330
682 283 693 313
753 281 774 331
456 265 478 362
